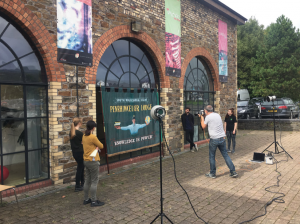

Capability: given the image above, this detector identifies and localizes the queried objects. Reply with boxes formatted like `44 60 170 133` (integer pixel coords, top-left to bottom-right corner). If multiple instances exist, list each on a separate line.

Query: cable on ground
161 120 208 224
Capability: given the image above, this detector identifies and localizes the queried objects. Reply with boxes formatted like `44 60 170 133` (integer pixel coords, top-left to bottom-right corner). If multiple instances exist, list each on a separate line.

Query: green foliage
238 15 300 101
237 17 264 96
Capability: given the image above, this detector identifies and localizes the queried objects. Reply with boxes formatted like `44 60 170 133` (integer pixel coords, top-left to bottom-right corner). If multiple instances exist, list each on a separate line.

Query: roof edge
198 0 247 25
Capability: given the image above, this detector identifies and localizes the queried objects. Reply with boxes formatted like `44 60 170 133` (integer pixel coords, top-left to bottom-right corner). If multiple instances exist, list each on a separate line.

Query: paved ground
1 130 300 224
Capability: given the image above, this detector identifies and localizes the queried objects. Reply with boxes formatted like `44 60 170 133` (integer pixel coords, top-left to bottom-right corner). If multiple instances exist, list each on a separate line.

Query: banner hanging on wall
165 0 181 78
218 20 228 82
57 0 93 66
101 88 160 156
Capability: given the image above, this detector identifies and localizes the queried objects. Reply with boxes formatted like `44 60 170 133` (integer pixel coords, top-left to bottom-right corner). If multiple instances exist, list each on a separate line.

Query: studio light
150 105 166 120
267 96 276 102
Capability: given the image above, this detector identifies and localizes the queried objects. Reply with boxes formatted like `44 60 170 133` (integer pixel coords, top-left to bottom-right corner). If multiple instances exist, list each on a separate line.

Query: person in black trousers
70 117 84 191
224 108 237 153
181 107 198 152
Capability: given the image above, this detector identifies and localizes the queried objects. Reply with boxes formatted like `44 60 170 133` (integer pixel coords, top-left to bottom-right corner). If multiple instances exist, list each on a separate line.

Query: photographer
181 107 198 152
199 105 238 178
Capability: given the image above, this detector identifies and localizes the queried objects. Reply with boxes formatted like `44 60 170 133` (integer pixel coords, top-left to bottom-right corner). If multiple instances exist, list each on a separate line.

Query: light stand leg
150 118 173 224
262 100 293 159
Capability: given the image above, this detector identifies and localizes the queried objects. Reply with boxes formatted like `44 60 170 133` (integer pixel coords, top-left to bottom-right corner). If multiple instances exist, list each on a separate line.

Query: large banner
219 20 228 82
165 0 181 78
101 88 160 156
57 0 93 66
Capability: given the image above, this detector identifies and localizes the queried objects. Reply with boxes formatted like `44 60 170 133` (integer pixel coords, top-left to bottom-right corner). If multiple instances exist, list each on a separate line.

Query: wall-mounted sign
101 88 160 156
219 20 228 82
165 0 181 78
57 0 93 66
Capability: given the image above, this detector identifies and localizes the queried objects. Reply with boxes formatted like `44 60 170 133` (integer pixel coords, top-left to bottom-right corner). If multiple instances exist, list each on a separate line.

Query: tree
250 15 300 101
237 17 264 96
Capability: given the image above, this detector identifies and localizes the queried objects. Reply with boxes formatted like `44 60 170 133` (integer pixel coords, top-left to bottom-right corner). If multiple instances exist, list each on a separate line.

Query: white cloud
219 0 300 30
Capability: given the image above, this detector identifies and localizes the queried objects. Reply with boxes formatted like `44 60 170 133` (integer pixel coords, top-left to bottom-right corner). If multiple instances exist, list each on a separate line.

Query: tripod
262 100 293 159
150 117 173 224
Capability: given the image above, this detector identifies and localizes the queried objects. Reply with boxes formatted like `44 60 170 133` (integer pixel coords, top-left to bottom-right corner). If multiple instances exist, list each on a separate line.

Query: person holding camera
199 105 238 178
181 107 198 152
224 108 237 153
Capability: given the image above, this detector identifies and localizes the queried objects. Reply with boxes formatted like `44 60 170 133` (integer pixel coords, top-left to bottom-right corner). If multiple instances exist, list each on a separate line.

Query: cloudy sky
219 0 300 30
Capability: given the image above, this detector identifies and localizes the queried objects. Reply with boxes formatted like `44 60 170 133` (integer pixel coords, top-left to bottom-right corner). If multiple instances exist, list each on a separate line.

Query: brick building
0 0 246 187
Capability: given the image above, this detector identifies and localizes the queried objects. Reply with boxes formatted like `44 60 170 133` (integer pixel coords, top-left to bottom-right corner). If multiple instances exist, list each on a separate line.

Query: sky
219 0 300 30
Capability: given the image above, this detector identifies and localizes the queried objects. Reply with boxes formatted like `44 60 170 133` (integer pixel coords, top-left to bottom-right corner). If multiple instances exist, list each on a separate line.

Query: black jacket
181 113 194 131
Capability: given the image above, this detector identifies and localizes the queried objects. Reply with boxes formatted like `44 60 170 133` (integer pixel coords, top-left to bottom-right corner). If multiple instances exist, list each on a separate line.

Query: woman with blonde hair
70 117 84 192
82 120 104 207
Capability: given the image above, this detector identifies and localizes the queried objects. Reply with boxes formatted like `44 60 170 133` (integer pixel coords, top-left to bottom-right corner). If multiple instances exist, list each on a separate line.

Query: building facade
0 0 246 186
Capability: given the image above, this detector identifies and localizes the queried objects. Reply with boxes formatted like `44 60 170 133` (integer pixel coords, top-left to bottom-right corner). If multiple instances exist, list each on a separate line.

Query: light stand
262 99 293 159
150 117 173 224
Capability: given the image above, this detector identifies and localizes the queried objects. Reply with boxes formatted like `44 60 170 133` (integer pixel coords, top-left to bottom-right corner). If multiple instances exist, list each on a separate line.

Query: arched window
0 15 49 186
96 40 156 89
96 39 159 164
184 57 214 142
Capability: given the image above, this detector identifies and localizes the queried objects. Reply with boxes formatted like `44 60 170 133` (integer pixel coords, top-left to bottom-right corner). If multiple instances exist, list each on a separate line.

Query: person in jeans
199 105 238 178
224 108 237 153
82 120 105 207
70 117 84 192
181 107 198 152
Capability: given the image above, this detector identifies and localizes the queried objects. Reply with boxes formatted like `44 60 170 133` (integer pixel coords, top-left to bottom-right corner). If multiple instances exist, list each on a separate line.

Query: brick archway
85 25 169 88
0 1 65 82
179 47 220 91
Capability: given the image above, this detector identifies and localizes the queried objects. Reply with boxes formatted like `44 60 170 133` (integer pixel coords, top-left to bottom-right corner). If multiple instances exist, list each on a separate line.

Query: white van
237 89 250 101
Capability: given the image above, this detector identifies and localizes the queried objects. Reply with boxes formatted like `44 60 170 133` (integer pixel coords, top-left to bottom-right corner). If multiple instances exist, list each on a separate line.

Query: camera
194 110 205 116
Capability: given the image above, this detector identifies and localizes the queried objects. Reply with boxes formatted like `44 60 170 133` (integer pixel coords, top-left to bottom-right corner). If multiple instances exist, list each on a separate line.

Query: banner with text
218 20 228 82
165 0 181 78
101 88 160 156
57 0 93 66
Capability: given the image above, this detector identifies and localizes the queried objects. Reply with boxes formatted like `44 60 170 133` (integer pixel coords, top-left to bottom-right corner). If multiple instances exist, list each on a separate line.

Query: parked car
260 97 299 119
237 99 260 119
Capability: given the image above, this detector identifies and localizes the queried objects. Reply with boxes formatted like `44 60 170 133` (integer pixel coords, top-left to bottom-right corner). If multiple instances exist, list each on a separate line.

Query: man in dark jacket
181 107 198 152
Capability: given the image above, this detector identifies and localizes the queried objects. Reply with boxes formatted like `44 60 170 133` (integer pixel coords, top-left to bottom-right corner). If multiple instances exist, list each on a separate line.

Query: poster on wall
165 0 181 78
57 0 93 66
218 20 228 82
101 88 160 156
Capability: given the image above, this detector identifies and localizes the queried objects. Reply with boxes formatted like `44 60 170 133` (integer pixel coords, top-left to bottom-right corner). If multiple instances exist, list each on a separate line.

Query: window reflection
2 119 25 154
2 24 33 57
27 118 47 150
26 86 47 117
1 85 24 118
0 61 22 82
96 40 157 88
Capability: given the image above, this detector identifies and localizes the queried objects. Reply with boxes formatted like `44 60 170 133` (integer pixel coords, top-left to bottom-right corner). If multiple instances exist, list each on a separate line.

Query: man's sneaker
231 150 235 154
230 171 238 178
83 198 92 205
227 150 231 153
75 186 83 192
91 200 105 207
205 173 216 179
190 149 195 152
194 144 198 151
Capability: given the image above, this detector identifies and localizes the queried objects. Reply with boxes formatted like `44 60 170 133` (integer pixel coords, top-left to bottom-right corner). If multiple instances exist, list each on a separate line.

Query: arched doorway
96 39 160 164
184 57 215 142
0 15 49 186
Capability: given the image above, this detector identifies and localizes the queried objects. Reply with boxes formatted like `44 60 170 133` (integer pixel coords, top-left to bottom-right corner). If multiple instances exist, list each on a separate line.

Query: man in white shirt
199 105 238 178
